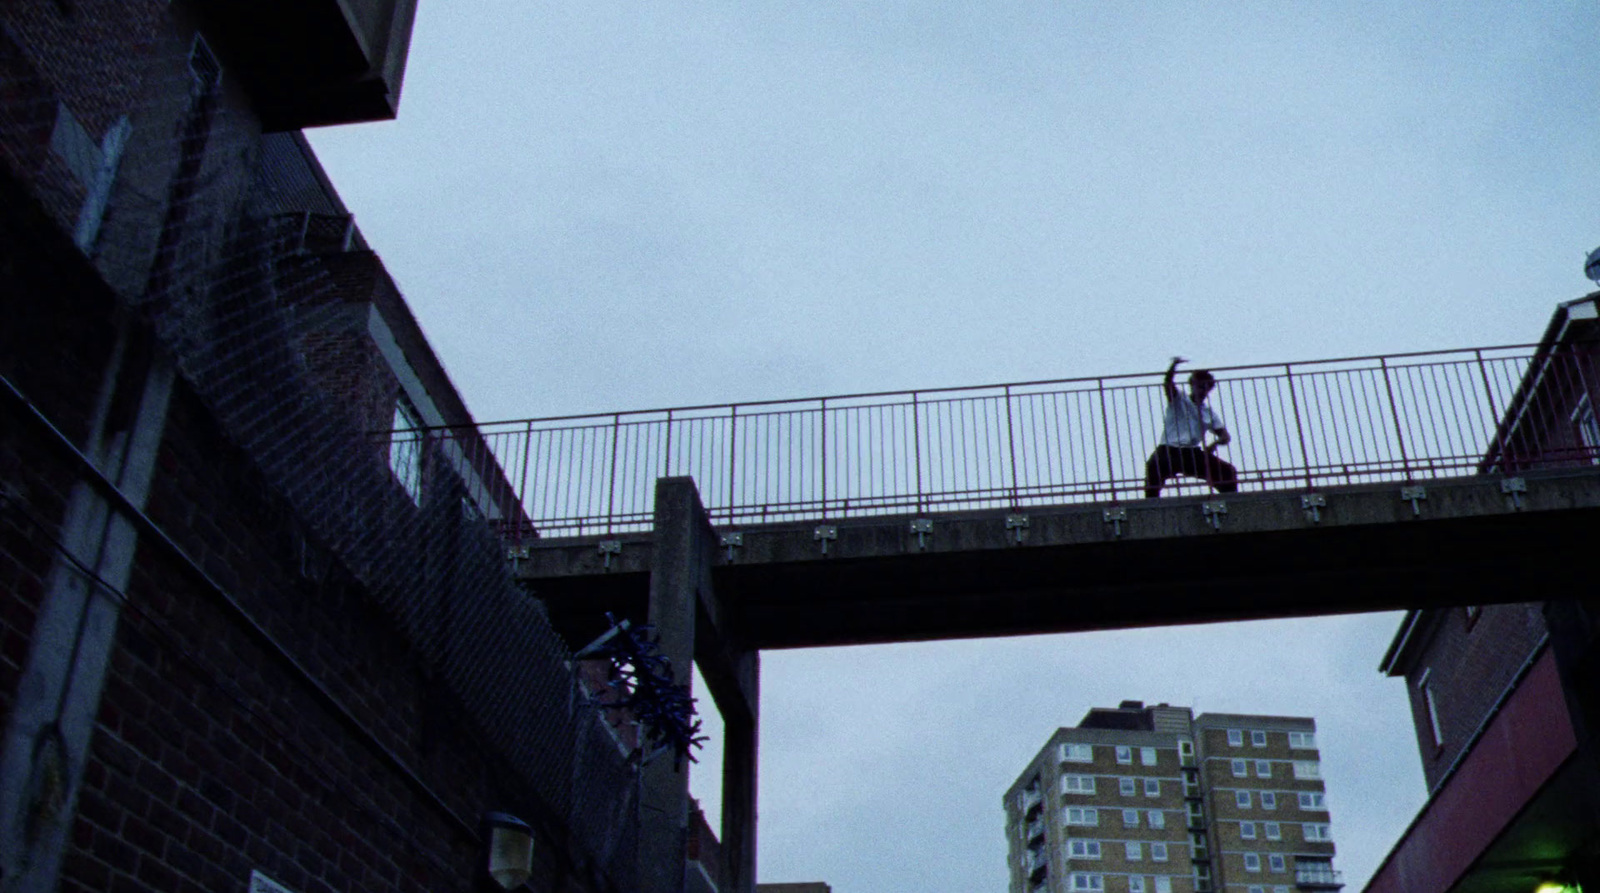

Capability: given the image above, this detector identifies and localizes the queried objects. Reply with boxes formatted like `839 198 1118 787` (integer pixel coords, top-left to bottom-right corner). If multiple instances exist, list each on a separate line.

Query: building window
1251 730 1267 747
1297 792 1326 811
1068 840 1102 860
1126 842 1143 861
1240 821 1256 840
1179 739 1195 761
1063 775 1096 795
1070 873 1104 891
1287 732 1316 749
1117 746 1133 764
1291 761 1320 780
388 399 425 504
1304 823 1333 842
1260 792 1277 810
1269 854 1286 872
1232 759 1248 777
1063 743 1095 763
1121 778 1137 796
1154 878 1171 893
1123 809 1140 828
1151 843 1169 862
1144 779 1160 798
1255 760 1272 778
1273 887 1290 893
1249 887 1265 893
1244 853 1261 872
1236 790 1252 809
1228 729 1244 747
1265 822 1281 841
1064 807 1099 826
1574 393 1600 462
1130 878 1145 893
1419 668 1444 750
1148 810 1165 830
1141 747 1158 766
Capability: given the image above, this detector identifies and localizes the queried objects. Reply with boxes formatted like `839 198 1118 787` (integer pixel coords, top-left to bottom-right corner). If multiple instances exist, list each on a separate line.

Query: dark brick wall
1 4 636 892
1396 604 1548 791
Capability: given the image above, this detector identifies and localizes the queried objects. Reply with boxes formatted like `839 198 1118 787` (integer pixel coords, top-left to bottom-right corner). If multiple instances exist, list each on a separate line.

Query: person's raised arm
1163 356 1186 402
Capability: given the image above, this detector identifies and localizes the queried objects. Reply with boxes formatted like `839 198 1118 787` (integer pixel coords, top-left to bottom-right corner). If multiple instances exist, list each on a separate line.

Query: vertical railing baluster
1098 379 1115 501
1379 358 1412 479
517 420 533 534
820 398 828 519
728 405 738 524
1473 349 1505 467
605 413 621 533
662 409 673 479
1284 364 1314 490
1004 385 1020 508
912 392 923 514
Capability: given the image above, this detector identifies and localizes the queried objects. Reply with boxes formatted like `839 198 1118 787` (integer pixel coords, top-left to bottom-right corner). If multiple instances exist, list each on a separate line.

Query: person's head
1188 369 1216 401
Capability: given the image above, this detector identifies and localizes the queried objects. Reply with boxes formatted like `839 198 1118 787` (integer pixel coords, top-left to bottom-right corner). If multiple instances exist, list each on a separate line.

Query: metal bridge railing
396 343 1600 539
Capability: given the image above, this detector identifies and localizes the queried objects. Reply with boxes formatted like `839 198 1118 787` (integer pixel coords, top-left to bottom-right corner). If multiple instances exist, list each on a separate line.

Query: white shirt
1161 392 1224 448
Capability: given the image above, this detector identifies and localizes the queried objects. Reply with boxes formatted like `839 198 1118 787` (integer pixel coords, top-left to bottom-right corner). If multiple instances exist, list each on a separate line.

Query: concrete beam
521 469 1600 649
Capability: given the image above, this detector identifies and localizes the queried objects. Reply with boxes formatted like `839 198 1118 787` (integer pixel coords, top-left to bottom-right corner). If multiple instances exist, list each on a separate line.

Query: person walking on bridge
1144 356 1238 498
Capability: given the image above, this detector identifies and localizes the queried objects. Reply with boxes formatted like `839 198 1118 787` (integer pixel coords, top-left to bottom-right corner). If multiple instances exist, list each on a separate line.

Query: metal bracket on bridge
814 525 838 555
1103 508 1127 538
598 539 622 571
506 544 531 564
1301 494 1327 523
719 532 744 563
1005 514 1030 545
1401 485 1427 517
1201 501 1227 531
910 518 933 551
1500 477 1527 511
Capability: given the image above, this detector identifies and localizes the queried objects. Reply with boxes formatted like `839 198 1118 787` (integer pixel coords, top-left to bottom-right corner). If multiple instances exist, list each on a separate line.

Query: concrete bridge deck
516 467 1600 650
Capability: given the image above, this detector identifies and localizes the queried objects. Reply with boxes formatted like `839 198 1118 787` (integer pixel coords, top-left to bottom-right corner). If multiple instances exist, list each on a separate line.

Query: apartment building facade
1005 702 1339 893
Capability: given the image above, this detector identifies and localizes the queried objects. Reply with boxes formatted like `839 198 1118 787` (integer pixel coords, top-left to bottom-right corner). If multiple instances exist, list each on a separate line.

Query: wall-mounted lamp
484 812 534 890
1535 882 1580 893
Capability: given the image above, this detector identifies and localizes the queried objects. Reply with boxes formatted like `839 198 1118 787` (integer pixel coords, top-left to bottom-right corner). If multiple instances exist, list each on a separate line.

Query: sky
306 3 1600 891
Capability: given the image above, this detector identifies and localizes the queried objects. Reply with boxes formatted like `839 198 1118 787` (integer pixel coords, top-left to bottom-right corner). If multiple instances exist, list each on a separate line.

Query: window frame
1121 777 1137 797
1244 853 1262 872
1116 745 1134 765
1240 821 1256 840
1227 729 1244 747
1265 821 1281 841
1148 809 1165 830
1260 791 1277 810
1251 730 1268 747
1236 790 1251 809
1232 758 1248 777
1255 760 1272 778
1063 743 1095 763
1063 774 1097 795
1140 746 1158 766
1144 778 1160 798
1150 842 1169 862
1123 808 1140 828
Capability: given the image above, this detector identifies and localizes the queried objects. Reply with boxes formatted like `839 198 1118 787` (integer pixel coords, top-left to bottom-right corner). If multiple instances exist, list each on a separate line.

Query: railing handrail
390 341 1557 434
384 340 1600 539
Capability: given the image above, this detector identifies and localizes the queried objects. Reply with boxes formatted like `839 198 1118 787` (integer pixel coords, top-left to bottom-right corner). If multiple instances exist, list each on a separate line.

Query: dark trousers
1144 445 1238 498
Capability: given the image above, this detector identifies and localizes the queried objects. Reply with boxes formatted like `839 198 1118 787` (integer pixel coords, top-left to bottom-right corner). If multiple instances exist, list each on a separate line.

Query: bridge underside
518 467 1600 650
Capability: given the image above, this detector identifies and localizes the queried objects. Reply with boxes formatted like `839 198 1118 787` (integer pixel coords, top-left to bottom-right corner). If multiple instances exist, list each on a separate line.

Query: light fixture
484 812 534 890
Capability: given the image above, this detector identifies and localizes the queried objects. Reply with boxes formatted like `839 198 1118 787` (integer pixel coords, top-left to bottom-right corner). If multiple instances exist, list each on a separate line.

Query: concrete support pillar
639 478 717 893
719 650 759 893
639 477 762 893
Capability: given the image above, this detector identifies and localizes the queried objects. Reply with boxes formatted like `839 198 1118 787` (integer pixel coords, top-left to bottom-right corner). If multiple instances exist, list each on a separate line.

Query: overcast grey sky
308 3 1599 890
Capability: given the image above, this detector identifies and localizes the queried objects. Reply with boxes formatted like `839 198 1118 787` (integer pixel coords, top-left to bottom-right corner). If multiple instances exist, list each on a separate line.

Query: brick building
1004 702 1339 893
0 2 644 892
1362 293 1600 893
